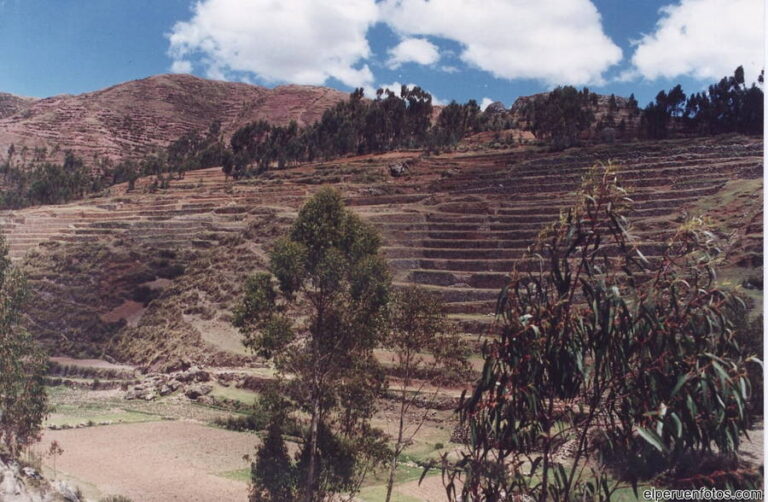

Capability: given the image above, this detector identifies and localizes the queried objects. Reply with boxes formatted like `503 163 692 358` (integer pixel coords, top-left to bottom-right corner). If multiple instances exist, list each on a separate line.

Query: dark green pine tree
250 420 296 502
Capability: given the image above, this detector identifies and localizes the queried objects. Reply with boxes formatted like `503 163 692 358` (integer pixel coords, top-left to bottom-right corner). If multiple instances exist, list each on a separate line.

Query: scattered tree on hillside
641 84 686 139
642 66 764 139
383 286 469 502
521 86 597 150
430 100 482 149
440 167 761 501
234 188 391 502
0 236 48 458
684 66 764 136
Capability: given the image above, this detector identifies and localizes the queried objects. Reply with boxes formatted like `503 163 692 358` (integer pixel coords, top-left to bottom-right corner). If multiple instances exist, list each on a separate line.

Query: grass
216 468 251 483
210 383 260 405
46 403 161 428
359 484 424 502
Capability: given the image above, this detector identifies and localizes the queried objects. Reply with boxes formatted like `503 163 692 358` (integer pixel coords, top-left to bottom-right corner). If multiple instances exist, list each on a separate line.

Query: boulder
54 481 82 502
177 366 210 383
389 162 409 177
185 384 213 400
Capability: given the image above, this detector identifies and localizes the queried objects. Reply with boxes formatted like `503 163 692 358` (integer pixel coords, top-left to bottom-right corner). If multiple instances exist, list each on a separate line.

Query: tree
250 419 296 502
523 86 597 150
441 166 760 501
383 286 469 502
683 66 764 136
641 85 686 139
0 236 48 458
234 188 391 502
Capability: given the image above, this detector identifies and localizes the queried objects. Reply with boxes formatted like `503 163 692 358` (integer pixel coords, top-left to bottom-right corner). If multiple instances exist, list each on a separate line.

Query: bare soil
49 357 136 372
42 421 258 502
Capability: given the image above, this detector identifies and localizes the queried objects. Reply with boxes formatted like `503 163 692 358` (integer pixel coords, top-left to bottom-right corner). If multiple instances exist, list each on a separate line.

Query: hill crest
0 74 349 165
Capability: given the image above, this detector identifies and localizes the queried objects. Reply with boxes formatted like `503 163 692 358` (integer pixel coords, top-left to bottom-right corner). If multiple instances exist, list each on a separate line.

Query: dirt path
42 421 258 502
49 357 136 372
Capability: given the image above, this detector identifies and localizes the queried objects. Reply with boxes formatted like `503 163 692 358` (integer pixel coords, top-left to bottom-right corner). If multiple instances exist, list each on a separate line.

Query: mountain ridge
0 73 349 166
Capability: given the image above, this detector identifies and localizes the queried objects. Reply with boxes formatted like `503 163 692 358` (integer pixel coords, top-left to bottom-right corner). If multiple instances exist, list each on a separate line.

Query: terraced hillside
0 74 347 166
1 134 762 367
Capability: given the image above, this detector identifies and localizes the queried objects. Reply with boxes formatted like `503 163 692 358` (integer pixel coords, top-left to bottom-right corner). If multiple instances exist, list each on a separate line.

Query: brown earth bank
0 73 348 166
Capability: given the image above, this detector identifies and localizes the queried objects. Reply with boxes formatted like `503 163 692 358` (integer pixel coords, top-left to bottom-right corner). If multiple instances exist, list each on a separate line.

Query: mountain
0 74 349 165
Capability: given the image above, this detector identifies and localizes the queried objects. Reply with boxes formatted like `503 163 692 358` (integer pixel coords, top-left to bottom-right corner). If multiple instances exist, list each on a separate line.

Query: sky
0 0 764 108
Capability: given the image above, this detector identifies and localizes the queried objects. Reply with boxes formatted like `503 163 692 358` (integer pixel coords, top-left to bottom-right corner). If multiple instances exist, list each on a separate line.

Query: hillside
2 134 761 370
0 74 348 165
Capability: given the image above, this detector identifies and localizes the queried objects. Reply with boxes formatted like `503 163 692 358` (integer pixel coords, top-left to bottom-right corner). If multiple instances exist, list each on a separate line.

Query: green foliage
641 84 686 139
235 187 391 501
383 286 469 502
683 66 764 136
228 87 436 177
429 100 482 149
643 66 764 139
250 420 297 502
520 86 598 150
0 119 228 209
441 166 761 502
0 151 93 208
0 236 48 458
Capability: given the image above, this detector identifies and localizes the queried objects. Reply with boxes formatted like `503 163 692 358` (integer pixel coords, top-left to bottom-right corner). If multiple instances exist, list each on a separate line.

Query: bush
0 237 48 458
132 286 160 306
443 166 761 501
99 496 134 502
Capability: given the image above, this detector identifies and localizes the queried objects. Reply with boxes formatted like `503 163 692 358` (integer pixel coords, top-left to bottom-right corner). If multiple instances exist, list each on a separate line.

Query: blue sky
0 0 763 108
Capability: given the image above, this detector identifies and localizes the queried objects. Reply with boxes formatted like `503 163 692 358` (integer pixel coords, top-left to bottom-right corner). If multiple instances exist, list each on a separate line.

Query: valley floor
37 383 459 502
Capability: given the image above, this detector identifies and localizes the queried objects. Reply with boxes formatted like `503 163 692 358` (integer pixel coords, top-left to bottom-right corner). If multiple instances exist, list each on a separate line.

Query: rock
0 467 23 497
185 384 213 399
177 366 210 383
195 395 216 406
55 480 82 502
484 101 507 114
389 162 409 177
21 467 41 480
158 384 173 396
125 387 156 401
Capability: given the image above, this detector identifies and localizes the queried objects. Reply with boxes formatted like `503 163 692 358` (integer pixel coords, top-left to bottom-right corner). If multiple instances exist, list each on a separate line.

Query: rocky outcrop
123 366 212 401
0 456 84 502
0 93 35 120
483 101 507 114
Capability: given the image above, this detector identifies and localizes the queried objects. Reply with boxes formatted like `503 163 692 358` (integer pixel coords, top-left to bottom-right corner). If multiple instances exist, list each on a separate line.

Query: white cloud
170 60 193 74
629 0 764 83
167 0 378 88
480 97 495 111
378 0 622 86
386 37 440 69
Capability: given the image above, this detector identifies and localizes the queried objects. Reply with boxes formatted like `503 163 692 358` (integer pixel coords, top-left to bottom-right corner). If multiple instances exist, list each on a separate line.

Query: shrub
442 166 761 501
0 237 48 458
